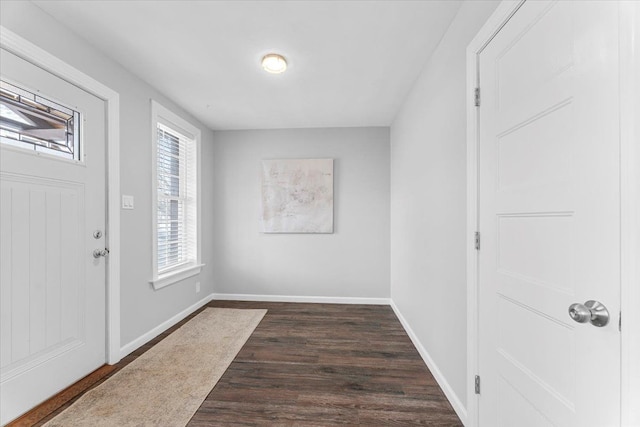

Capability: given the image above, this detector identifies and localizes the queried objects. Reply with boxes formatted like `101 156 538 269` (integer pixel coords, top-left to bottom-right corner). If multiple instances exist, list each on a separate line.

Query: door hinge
474 87 481 107
474 231 480 250
475 375 481 394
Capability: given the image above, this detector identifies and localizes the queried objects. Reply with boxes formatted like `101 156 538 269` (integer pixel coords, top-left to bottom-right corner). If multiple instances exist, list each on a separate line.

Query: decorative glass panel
0 80 80 160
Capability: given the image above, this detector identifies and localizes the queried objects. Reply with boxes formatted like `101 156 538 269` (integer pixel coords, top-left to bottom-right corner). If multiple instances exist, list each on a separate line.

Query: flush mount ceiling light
261 53 287 74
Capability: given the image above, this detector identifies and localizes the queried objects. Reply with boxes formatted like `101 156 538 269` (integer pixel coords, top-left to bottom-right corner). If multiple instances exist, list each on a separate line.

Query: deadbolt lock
93 248 109 258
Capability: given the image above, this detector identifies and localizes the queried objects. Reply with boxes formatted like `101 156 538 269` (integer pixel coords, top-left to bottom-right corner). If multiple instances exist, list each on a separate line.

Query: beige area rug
45 308 267 427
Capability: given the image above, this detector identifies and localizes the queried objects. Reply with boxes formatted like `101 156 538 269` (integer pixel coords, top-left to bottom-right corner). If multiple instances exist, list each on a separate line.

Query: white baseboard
211 293 391 305
390 300 468 425
119 293 215 359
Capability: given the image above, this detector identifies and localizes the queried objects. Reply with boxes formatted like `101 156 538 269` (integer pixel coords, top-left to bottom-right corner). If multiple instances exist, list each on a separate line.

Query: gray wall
1 1 502 413
1 1 216 347
390 0 499 409
212 127 390 299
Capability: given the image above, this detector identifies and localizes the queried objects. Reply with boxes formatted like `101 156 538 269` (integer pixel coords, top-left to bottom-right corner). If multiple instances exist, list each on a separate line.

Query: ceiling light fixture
261 53 287 74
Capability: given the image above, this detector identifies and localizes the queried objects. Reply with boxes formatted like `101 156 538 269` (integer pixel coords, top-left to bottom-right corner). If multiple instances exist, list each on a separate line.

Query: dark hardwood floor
12 301 462 426
193 301 462 426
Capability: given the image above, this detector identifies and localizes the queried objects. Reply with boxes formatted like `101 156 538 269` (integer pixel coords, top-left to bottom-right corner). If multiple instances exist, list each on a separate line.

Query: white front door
477 1 621 426
0 48 106 424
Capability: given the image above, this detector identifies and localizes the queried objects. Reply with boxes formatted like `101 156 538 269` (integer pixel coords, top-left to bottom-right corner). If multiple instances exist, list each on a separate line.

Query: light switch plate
122 195 134 210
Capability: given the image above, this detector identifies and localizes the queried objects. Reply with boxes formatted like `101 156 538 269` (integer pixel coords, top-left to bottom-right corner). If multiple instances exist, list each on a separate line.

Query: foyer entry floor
192 301 462 426
16 301 462 426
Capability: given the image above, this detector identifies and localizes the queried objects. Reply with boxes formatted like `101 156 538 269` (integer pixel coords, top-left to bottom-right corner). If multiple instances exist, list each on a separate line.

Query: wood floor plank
188 301 462 426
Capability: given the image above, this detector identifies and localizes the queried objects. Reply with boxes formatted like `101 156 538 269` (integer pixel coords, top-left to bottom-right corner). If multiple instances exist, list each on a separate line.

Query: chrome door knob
93 248 109 258
568 303 591 323
568 300 609 327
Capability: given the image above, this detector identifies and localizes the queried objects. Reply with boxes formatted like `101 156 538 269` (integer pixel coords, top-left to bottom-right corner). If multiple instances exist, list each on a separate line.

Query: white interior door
477 1 621 426
0 48 106 424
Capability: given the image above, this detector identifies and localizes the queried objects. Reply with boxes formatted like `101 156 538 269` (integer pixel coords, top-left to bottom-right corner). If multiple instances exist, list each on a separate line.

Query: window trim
150 99 202 290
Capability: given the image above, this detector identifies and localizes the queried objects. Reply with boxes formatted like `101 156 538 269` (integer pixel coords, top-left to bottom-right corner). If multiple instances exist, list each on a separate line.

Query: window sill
150 263 204 290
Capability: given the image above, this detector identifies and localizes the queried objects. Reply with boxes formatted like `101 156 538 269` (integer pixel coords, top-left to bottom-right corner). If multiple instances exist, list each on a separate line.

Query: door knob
93 248 109 258
568 300 609 327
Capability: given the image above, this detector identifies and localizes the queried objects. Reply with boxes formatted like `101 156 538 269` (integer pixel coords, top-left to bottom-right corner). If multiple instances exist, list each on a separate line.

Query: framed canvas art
260 158 334 233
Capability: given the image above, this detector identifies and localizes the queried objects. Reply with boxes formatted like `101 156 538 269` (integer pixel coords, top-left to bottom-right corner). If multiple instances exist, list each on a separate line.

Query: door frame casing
0 26 122 365
618 2 640 425
465 1 640 426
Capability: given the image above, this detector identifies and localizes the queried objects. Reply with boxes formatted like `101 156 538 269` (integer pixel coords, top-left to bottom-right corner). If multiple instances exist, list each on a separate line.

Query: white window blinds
156 122 197 273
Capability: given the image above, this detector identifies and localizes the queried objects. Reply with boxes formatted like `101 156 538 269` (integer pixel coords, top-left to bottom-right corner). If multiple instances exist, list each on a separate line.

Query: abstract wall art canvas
261 158 334 233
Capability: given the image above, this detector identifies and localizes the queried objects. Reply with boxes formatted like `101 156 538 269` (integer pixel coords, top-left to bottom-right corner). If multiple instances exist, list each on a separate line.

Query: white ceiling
34 1 462 131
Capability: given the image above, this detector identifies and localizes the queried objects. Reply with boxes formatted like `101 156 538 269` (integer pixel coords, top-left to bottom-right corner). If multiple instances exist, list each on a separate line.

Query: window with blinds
151 100 201 289
156 123 194 272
